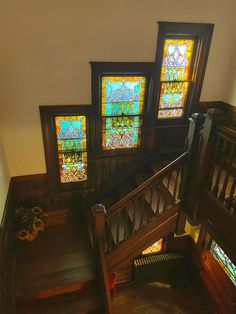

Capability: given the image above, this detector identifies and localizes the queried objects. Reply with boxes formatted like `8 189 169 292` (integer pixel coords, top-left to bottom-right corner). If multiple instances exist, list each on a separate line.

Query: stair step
16 288 100 314
15 223 96 303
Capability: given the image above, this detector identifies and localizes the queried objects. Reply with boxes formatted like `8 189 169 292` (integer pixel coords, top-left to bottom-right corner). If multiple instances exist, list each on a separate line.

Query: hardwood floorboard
15 222 96 302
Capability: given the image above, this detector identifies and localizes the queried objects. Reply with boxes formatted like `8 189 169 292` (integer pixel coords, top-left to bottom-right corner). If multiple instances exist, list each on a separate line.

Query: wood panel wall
0 180 17 314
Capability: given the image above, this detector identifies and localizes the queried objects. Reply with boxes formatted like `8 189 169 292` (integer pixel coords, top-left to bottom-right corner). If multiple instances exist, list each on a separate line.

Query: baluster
147 186 154 223
173 168 180 200
219 144 235 203
208 134 221 190
139 194 144 229
166 172 172 192
156 183 161 216
212 140 228 197
124 206 128 240
108 217 112 252
226 178 236 213
132 199 136 233
116 211 120 245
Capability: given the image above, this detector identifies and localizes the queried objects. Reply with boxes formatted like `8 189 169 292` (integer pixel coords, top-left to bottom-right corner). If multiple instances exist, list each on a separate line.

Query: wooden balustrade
104 152 188 253
207 124 236 217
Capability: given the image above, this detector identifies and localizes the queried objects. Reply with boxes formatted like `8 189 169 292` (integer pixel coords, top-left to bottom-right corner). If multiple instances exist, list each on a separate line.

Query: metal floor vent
133 252 187 283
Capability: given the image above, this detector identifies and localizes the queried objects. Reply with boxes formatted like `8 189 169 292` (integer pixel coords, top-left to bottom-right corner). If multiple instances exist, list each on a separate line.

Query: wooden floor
113 273 211 314
15 222 96 303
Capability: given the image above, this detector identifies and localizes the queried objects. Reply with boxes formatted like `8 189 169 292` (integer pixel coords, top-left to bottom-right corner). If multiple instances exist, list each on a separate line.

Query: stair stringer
105 204 179 273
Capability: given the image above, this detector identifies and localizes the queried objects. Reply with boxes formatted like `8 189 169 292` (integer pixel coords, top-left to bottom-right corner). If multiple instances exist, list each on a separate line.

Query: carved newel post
92 204 106 244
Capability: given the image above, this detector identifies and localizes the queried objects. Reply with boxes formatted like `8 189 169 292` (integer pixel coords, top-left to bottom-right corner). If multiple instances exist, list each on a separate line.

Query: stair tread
16 223 96 302
16 289 100 314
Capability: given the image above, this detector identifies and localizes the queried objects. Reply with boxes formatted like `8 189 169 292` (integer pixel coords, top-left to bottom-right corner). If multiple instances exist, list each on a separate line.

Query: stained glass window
101 76 146 150
55 116 87 183
210 240 236 286
157 39 194 119
142 239 163 255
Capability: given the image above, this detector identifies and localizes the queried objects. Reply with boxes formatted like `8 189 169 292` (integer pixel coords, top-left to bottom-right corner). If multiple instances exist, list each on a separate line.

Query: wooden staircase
15 152 189 313
89 152 188 273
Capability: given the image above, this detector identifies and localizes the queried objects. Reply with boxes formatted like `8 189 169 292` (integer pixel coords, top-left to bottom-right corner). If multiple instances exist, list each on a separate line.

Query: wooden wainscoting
0 180 17 314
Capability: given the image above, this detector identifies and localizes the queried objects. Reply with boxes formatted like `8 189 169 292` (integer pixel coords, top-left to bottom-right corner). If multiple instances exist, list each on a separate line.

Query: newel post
184 109 224 224
176 113 205 233
92 204 106 244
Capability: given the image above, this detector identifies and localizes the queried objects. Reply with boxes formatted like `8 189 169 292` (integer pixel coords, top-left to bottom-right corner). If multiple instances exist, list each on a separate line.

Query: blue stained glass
210 240 236 287
101 76 146 116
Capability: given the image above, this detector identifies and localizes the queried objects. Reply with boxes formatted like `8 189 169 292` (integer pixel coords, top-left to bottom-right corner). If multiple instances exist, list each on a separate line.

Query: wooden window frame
152 22 214 126
90 62 155 158
40 105 95 193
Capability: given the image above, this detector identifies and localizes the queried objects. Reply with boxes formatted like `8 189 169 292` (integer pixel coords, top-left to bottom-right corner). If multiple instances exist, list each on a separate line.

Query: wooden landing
15 222 96 303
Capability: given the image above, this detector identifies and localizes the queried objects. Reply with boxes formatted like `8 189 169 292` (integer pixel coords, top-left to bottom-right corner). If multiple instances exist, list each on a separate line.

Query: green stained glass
101 76 146 151
158 39 194 119
101 76 146 116
210 240 236 287
55 116 87 183
102 116 142 150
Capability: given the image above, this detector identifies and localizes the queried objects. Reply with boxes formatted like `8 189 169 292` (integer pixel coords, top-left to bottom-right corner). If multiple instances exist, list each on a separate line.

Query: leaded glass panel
210 240 236 287
159 82 189 110
102 116 142 150
158 38 194 119
101 76 146 116
101 76 146 151
55 116 87 183
161 39 194 81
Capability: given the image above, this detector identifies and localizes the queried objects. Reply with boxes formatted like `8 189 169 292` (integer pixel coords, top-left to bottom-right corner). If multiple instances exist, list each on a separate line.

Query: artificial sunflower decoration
15 203 45 241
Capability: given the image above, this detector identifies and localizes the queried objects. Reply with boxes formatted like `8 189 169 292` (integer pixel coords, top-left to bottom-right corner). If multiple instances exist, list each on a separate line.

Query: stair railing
104 151 188 253
92 204 112 314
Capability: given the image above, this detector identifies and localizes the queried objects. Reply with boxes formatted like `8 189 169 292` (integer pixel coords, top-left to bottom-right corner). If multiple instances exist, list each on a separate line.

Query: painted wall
0 135 10 224
0 0 236 176
223 44 236 106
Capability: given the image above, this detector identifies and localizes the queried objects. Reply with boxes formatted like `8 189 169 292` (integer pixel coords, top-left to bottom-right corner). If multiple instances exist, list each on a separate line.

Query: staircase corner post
177 113 205 231
92 203 106 240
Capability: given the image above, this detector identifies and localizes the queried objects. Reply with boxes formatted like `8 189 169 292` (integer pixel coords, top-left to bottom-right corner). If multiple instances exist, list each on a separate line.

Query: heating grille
133 252 187 283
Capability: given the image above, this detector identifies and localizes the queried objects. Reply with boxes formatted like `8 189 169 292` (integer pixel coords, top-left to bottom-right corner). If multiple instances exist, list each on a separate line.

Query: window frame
90 62 155 157
40 105 95 193
152 22 214 125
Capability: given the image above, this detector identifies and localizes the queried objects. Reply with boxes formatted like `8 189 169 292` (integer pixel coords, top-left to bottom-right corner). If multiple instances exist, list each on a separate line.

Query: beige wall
0 135 10 224
0 0 236 176
223 43 236 106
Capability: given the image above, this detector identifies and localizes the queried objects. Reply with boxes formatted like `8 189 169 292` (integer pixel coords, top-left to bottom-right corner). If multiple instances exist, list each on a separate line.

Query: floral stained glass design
55 116 87 183
158 39 194 119
210 240 236 286
101 76 146 150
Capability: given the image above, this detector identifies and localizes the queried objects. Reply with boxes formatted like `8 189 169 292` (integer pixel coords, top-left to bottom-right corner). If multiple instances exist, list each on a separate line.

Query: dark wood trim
200 101 236 127
0 179 17 314
106 204 179 272
152 22 214 126
200 191 236 266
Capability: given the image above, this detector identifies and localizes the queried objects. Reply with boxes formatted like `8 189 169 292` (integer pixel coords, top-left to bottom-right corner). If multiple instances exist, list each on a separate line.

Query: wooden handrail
215 124 236 139
97 237 113 314
106 151 188 219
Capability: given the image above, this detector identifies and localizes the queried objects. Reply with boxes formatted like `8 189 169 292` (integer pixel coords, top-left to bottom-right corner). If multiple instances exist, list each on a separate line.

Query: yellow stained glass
161 39 194 81
55 116 87 183
142 239 163 255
